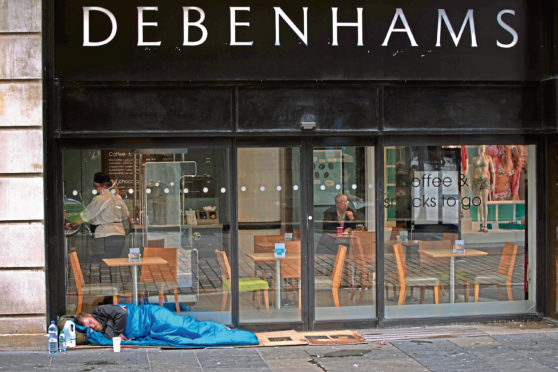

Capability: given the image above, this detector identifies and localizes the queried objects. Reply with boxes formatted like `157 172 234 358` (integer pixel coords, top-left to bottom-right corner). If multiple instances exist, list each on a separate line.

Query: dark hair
74 313 89 326
93 172 111 185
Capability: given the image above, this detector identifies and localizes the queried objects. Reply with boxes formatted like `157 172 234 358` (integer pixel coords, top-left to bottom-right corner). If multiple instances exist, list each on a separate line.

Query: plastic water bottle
59 330 66 353
48 320 58 354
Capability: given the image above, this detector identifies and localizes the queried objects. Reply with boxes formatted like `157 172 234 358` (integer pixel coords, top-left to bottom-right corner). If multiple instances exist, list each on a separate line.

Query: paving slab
146 349 202 371
195 348 269 370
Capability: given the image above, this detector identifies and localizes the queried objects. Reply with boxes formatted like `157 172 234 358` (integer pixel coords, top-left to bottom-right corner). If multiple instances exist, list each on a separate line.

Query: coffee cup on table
337 226 343 236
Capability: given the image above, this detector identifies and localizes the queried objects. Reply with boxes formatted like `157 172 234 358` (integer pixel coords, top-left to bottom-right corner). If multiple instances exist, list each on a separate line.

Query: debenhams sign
82 6 517 48
54 1 529 81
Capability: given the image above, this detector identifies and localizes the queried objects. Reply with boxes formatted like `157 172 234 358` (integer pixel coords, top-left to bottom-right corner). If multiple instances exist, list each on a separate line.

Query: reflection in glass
314 146 376 321
384 145 535 319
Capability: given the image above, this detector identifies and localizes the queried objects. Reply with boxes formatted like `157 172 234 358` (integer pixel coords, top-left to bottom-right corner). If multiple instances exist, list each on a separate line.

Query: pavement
2 320 558 371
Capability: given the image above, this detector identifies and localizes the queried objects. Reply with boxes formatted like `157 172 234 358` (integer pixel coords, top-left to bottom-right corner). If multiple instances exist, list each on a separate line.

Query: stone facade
0 0 45 350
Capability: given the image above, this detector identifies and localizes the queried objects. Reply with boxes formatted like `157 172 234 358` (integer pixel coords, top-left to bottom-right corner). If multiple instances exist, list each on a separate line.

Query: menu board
101 151 173 197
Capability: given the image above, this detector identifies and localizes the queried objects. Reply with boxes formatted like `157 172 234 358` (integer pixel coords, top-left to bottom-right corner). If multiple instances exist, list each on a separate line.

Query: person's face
82 315 102 331
335 196 349 213
93 182 104 193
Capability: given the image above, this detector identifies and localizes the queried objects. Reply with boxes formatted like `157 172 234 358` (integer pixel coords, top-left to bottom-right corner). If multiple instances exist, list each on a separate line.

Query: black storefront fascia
45 0 558 329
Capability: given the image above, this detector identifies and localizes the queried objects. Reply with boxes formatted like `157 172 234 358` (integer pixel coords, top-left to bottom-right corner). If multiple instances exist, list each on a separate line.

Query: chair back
351 231 375 262
389 227 403 241
497 242 518 279
253 234 284 253
442 233 458 247
392 243 407 285
214 249 231 283
331 245 347 290
141 247 177 283
418 240 452 270
69 251 85 295
281 240 301 279
147 238 165 248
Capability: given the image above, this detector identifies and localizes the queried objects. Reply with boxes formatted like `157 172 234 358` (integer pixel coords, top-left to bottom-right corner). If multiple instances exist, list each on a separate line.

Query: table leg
275 260 281 309
132 265 138 305
450 257 455 304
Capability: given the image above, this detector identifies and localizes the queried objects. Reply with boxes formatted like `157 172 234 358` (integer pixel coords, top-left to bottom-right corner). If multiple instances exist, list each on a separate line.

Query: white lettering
230 7 253 46
436 9 477 47
497 9 518 48
274 7 308 46
332 7 363 46
83 6 117 47
137 7 161 46
382 8 418 47
183 7 208 46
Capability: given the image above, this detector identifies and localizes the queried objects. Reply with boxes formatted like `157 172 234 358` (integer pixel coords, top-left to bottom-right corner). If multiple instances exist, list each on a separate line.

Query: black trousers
90 235 126 262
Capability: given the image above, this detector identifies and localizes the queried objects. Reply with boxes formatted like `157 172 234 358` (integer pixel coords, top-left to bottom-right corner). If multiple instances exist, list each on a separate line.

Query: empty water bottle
48 320 58 354
59 330 66 353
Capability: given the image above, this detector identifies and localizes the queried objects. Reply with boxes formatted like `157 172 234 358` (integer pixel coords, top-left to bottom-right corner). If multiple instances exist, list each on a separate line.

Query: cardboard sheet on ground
256 330 364 346
77 304 258 347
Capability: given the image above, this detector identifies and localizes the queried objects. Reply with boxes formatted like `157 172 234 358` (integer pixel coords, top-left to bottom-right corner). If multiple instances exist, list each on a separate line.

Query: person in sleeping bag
75 304 129 340
74 303 259 347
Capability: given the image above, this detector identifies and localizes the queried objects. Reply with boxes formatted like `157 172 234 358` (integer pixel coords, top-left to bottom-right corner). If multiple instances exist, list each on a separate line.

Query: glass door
237 146 303 324
236 142 377 327
312 145 376 322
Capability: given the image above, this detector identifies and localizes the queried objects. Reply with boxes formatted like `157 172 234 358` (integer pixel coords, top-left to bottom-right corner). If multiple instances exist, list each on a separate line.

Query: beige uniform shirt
80 190 129 238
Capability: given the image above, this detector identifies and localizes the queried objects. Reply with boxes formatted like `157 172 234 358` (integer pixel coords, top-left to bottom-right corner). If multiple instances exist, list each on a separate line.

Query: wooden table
102 257 167 305
246 253 299 309
418 248 488 303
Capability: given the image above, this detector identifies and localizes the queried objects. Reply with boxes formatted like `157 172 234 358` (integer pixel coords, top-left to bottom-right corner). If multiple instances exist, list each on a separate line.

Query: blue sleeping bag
77 304 259 347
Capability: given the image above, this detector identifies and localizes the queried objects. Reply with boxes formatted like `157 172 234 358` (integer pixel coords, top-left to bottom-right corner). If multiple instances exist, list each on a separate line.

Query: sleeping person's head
75 313 102 331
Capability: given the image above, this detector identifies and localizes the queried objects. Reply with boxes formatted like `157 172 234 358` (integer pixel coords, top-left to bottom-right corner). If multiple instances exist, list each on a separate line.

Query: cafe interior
62 143 535 327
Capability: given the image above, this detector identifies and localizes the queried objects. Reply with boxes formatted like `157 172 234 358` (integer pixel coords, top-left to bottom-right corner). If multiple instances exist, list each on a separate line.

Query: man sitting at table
317 193 357 255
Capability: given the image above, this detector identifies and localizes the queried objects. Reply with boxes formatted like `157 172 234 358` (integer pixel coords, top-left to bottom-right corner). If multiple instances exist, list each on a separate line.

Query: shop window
384 145 536 318
63 148 232 324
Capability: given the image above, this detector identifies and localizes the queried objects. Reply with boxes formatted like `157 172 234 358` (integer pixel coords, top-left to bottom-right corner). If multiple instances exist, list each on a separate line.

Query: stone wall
0 0 45 350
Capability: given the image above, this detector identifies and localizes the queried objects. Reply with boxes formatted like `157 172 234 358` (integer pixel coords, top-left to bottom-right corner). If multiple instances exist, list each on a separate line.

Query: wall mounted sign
52 0 537 81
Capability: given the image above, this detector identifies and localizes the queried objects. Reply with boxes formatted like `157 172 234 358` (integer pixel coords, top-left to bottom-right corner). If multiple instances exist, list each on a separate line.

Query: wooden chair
393 243 440 305
442 233 458 248
389 226 403 241
147 238 165 248
140 247 180 312
418 240 451 297
348 231 375 304
68 251 120 314
214 249 270 311
385 227 404 300
253 234 284 253
315 245 347 307
474 242 518 302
